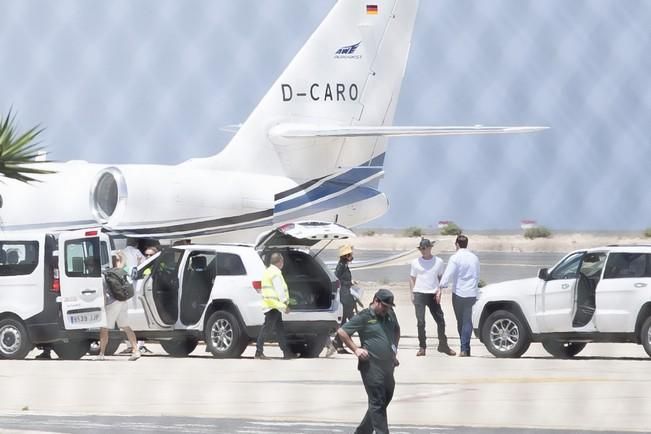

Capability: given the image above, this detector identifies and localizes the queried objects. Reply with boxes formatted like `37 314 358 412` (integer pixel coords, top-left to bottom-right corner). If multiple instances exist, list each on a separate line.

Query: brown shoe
459 351 470 357
438 346 457 356
416 348 426 357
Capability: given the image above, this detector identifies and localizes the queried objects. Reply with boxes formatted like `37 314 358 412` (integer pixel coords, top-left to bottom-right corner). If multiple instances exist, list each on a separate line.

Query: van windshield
0 241 39 276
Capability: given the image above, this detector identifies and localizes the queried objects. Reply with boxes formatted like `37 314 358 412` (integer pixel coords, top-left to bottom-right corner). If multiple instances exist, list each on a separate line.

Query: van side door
58 230 107 329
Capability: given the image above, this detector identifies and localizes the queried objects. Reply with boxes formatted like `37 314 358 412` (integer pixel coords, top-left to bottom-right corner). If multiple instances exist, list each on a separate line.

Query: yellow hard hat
339 244 353 257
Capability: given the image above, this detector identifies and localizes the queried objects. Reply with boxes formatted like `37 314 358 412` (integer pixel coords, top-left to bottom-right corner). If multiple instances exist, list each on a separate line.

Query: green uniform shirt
341 307 399 363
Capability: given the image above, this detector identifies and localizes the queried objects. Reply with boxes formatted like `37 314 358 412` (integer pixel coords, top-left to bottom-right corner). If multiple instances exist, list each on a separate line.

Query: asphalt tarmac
0 415 636 434
1 252 649 434
342 250 565 284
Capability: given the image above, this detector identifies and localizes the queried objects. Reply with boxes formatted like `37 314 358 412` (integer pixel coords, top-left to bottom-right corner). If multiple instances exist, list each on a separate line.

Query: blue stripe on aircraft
277 185 384 222
275 166 382 213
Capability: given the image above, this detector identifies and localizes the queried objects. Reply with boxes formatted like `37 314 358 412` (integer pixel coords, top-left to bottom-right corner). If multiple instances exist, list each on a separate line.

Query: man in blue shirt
336 289 400 434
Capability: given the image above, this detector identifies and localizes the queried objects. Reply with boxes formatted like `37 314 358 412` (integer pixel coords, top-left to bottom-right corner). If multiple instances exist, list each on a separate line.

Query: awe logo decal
335 42 361 59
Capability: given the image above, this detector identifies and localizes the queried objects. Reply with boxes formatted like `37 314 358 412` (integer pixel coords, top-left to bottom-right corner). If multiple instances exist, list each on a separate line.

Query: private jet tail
188 0 420 181
188 0 544 184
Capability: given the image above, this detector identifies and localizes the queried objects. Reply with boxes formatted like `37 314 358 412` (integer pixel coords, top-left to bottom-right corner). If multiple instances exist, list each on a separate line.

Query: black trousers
355 360 395 434
255 309 289 355
413 292 449 350
332 301 355 348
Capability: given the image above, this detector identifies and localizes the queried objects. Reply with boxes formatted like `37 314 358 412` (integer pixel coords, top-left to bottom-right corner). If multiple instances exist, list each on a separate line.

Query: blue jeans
452 294 476 354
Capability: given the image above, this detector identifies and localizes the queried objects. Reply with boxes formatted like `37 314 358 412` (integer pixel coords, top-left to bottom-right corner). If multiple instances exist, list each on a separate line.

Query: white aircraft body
0 0 544 240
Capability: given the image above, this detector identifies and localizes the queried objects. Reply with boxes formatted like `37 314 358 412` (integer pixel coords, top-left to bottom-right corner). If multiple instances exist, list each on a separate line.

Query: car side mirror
538 268 548 281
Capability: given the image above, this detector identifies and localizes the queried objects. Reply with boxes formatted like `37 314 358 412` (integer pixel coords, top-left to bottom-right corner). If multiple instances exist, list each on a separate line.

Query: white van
122 221 352 358
0 229 112 359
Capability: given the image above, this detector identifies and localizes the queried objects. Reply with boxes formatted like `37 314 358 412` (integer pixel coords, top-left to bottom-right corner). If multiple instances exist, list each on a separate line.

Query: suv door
537 251 584 332
138 248 185 327
58 229 108 329
596 252 651 332
571 251 607 329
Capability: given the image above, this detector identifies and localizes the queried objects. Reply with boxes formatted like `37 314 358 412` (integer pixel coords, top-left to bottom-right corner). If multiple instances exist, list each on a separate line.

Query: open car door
58 229 108 329
136 248 184 328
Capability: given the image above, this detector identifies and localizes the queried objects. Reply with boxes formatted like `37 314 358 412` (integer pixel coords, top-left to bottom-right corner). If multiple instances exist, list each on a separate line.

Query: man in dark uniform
336 289 400 434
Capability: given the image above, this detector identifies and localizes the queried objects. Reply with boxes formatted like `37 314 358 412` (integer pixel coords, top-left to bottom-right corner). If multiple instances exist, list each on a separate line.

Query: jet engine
89 165 292 238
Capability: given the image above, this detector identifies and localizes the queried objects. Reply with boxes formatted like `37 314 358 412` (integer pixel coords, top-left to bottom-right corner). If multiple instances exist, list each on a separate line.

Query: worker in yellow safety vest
255 252 294 359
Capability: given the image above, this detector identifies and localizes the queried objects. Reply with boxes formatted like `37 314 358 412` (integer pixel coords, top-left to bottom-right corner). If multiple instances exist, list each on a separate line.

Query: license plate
68 311 101 325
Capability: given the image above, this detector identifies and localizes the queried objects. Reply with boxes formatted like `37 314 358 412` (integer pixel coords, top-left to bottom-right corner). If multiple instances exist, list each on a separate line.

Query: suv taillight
51 267 60 293
252 280 262 292
278 223 295 233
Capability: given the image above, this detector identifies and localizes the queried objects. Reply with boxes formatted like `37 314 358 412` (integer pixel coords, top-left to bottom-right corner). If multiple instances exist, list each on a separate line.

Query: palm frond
0 109 56 183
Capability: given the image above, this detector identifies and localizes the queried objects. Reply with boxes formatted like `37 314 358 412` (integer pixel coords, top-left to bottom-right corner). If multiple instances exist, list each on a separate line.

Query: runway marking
480 262 541 267
394 388 463 402
457 376 618 384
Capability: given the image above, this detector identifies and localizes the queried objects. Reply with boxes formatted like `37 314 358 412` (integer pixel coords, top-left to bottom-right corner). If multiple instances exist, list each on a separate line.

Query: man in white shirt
118 239 151 355
440 235 480 357
122 238 145 271
410 239 456 356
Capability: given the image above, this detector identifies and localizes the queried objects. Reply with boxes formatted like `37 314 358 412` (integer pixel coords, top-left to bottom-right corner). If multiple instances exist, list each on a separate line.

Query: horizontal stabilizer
269 124 548 139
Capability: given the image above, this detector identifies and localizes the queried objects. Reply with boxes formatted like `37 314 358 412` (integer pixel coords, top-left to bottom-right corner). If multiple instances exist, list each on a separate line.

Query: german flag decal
366 4 378 15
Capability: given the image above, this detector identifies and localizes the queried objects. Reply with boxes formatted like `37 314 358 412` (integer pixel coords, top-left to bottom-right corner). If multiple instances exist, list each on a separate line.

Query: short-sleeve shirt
341 307 399 364
410 256 444 294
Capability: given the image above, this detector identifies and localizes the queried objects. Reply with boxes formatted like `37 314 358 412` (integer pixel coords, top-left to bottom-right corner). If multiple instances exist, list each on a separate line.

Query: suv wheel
0 318 33 360
52 340 91 360
205 311 248 358
482 309 531 358
542 340 587 358
640 317 651 357
290 334 329 358
161 338 199 357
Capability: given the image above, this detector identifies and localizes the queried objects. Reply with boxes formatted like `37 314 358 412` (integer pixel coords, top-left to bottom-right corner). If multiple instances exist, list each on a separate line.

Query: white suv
120 221 352 358
473 245 651 358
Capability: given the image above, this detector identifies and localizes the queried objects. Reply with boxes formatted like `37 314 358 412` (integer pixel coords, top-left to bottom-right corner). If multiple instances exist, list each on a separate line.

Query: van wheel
640 317 651 357
161 338 198 357
542 340 587 358
52 340 91 360
0 318 32 360
482 310 531 358
205 311 247 358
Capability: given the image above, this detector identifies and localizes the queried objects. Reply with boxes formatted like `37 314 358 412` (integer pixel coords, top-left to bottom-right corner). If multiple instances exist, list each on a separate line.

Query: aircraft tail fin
191 0 419 181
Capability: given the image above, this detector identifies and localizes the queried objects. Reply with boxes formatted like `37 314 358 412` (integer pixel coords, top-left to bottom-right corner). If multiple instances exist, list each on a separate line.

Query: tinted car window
604 253 651 279
216 253 246 276
549 252 585 280
0 241 39 276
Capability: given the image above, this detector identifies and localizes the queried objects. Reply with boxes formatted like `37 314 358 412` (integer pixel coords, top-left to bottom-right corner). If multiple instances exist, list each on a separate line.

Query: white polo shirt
410 256 444 294
440 248 480 298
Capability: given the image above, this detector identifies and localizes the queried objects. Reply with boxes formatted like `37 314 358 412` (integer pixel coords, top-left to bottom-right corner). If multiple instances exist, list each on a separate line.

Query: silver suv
473 245 651 358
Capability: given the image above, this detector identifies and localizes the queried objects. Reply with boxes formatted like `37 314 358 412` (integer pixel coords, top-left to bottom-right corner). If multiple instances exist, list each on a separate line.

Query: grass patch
524 226 552 239
403 226 423 237
440 222 462 236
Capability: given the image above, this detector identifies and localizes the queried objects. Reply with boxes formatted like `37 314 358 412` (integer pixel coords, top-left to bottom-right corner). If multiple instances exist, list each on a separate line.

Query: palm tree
0 110 55 183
